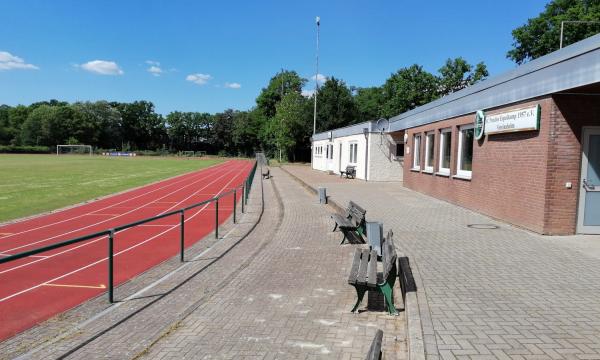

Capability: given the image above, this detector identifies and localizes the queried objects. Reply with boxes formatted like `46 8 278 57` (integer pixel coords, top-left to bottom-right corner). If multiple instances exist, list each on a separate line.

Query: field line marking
0 161 247 276
0 161 250 303
139 224 176 227
85 214 121 217
0 162 237 253
43 283 106 290
0 160 230 241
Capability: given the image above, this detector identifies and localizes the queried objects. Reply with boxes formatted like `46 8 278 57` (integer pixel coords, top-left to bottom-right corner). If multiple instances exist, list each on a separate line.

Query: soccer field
0 154 223 223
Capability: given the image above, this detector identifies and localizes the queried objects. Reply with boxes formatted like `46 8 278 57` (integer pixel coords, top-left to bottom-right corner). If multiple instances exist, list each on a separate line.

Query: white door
577 127 600 234
326 143 335 171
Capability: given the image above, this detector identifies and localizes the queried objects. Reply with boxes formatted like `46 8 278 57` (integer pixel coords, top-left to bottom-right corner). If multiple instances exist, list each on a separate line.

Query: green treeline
0 58 487 161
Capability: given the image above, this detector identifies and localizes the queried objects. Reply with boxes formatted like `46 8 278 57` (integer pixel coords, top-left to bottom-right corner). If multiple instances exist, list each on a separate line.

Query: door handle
583 179 596 191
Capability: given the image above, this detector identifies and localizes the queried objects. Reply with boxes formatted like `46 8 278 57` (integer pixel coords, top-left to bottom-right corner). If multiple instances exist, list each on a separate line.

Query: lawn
0 154 223 223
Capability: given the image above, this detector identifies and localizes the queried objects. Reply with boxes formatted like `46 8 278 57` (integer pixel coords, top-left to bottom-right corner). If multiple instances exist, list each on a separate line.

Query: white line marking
0 162 246 276
0 162 236 253
0 161 250 303
0 161 229 242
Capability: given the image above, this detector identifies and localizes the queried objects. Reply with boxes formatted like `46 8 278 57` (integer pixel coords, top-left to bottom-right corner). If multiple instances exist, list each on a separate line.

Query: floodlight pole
313 16 320 135
560 20 600 48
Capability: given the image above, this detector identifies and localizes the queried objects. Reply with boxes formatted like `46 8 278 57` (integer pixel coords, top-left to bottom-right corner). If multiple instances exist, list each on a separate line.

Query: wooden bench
331 201 367 244
262 168 270 179
347 230 399 315
366 329 383 360
340 165 356 179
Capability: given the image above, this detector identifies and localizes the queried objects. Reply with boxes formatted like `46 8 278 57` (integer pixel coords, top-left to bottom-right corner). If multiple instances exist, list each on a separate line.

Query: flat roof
312 120 379 141
389 33 600 132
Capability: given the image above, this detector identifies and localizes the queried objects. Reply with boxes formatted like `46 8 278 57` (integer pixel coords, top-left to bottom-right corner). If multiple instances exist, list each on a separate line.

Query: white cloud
80 60 123 75
186 73 212 85
0 51 39 71
310 73 327 84
145 60 160 66
301 89 315 98
224 82 241 89
148 65 163 76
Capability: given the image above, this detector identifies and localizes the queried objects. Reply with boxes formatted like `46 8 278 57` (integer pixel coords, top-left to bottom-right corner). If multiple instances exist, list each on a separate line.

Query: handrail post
215 198 219 239
233 189 237 224
180 210 185 262
108 229 115 303
241 184 245 213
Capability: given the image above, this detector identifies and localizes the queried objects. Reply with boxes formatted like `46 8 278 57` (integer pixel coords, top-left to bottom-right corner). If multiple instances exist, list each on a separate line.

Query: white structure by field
311 121 404 181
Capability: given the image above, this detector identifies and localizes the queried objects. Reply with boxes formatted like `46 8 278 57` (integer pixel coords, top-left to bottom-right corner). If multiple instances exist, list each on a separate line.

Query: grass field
0 154 223 223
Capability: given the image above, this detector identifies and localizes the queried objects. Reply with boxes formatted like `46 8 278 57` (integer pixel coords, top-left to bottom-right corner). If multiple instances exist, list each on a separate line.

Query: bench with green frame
331 200 367 244
340 165 356 179
347 230 399 315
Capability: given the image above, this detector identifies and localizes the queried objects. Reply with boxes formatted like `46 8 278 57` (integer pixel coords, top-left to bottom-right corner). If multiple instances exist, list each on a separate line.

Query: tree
0 105 12 145
315 77 359 132
380 65 439 118
256 70 306 118
507 0 600 64
272 92 312 161
232 109 264 156
354 87 384 122
20 105 59 146
111 101 166 150
70 101 121 148
7 105 30 145
437 58 489 96
212 110 236 155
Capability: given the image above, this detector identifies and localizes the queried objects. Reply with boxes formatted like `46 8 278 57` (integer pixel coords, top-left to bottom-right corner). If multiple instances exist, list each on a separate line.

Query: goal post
56 145 93 156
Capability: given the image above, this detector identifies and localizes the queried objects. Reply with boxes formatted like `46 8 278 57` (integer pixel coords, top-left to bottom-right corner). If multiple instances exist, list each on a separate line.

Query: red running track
0 160 252 341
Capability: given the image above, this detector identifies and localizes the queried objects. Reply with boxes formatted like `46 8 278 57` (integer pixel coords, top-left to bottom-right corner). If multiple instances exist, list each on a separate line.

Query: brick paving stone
140 167 406 359
283 164 600 360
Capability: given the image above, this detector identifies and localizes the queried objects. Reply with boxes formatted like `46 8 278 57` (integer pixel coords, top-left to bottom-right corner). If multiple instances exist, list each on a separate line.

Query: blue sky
0 0 549 115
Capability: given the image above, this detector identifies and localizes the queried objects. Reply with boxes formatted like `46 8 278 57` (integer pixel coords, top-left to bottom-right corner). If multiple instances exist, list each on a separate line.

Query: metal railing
0 160 258 303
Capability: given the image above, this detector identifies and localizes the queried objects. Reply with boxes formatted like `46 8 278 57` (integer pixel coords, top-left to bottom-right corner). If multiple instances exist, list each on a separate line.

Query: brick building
388 34 600 235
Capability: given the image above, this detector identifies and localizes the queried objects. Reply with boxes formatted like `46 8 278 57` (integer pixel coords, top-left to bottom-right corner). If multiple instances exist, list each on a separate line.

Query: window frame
456 124 474 179
424 131 435 173
412 134 422 170
438 128 452 175
349 142 358 164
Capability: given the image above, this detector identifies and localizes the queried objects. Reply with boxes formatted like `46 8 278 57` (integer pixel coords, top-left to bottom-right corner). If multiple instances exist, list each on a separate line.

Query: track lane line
0 161 238 253
0 161 247 275
0 161 250 303
0 161 228 241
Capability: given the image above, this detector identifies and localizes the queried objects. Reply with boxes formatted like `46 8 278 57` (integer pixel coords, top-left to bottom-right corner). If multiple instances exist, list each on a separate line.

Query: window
395 143 404 157
325 144 329 159
349 142 358 163
457 124 474 178
328 144 334 159
438 128 451 175
412 134 421 170
424 132 435 172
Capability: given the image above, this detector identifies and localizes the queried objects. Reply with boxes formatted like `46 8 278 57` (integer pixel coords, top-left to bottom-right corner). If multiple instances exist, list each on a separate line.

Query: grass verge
0 154 223 222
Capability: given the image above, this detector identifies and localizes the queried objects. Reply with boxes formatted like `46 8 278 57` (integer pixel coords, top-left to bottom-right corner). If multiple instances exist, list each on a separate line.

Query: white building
311 120 404 181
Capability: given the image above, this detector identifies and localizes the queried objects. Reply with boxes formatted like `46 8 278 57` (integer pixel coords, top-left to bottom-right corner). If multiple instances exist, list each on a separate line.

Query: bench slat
366 250 378 287
356 249 370 286
348 248 362 285
332 214 352 227
366 329 383 360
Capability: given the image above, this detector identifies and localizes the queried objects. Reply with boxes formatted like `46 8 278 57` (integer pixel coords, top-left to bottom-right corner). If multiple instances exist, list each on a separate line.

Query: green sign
474 110 485 140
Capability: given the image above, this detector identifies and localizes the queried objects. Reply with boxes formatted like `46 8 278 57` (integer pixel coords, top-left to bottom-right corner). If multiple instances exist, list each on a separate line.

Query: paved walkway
141 167 406 359
2 167 406 359
283 165 600 360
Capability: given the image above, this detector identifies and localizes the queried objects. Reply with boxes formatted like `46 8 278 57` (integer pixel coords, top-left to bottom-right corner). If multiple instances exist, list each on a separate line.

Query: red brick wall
404 97 562 234
547 95 600 234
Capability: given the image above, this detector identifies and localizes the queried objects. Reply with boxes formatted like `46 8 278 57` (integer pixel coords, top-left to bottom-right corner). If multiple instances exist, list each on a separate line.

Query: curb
280 165 426 360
